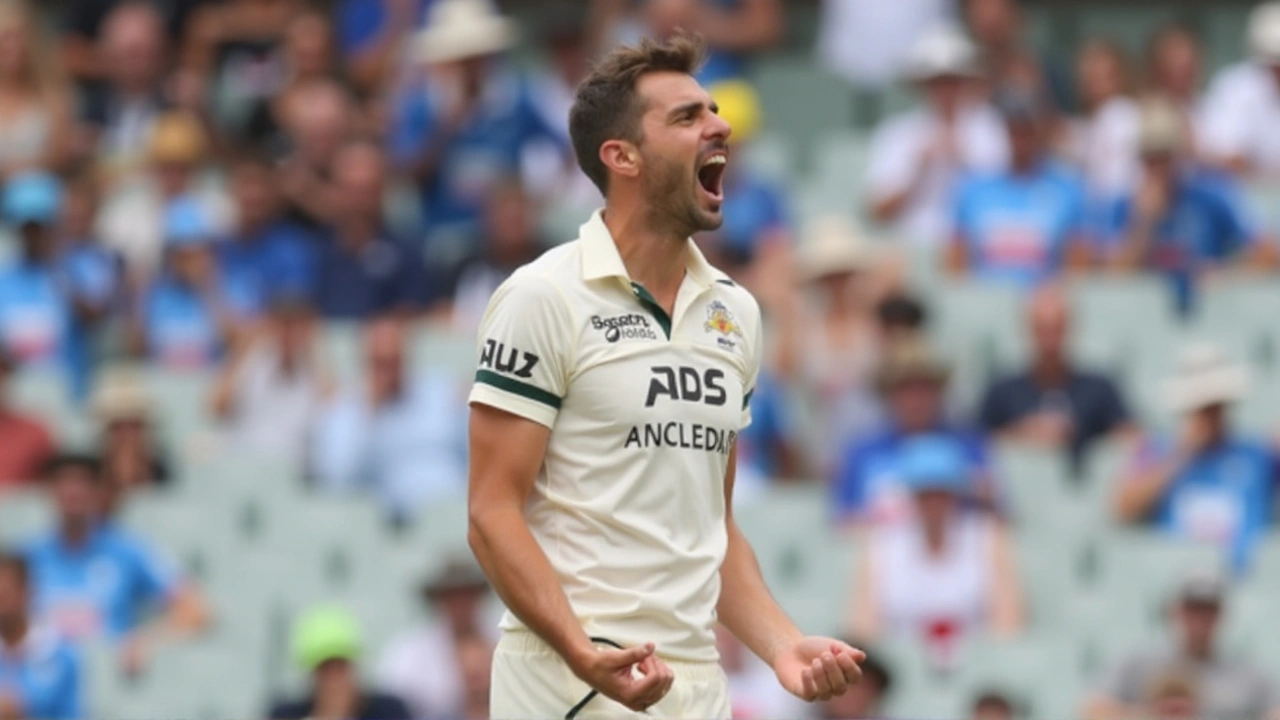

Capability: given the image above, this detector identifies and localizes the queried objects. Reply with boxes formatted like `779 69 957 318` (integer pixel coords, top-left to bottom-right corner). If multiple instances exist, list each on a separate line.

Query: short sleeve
130 540 180 607
978 380 1017 431
1199 70 1257 163
740 297 764 430
865 118 919 201
469 275 573 428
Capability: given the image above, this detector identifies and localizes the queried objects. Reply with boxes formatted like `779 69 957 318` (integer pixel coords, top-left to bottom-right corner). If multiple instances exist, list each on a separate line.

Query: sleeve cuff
470 371 560 429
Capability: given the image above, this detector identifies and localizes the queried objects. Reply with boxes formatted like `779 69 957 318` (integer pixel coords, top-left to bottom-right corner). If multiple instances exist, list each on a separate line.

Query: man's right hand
569 641 676 713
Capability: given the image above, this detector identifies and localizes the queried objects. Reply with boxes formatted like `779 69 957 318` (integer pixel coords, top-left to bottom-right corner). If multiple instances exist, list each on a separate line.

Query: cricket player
467 31 866 719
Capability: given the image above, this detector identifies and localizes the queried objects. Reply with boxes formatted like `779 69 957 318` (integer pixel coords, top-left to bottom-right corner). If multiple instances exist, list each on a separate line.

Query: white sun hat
414 0 516 64
1248 1 1280 65
1165 343 1250 412
903 23 982 82
796 215 880 282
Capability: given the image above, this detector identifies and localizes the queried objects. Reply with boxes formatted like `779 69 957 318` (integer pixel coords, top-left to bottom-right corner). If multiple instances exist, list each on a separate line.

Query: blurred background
1 0 1280 718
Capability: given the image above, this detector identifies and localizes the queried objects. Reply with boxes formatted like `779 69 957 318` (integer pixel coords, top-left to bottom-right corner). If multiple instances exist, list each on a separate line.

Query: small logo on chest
591 313 657 343
704 300 744 350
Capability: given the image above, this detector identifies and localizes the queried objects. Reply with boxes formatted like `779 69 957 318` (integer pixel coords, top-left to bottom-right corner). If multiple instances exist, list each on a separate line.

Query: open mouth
697 153 728 202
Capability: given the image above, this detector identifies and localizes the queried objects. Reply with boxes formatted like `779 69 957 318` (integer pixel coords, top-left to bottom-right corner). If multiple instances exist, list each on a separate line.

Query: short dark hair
0 552 28 589
41 453 103 483
568 31 706 194
973 689 1019 717
877 293 928 331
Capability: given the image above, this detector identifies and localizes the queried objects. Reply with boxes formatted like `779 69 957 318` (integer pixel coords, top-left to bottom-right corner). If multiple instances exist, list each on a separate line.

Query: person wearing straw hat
91 365 171 502
268 606 412 720
390 0 566 249
774 215 886 479
469 32 865 720
1113 343 1276 575
832 337 999 528
1199 0 1280 178
375 559 495 720
866 23 1009 247
1107 97 1264 317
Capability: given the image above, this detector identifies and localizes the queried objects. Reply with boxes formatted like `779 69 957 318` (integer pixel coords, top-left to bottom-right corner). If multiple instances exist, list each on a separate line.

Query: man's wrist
761 627 804 670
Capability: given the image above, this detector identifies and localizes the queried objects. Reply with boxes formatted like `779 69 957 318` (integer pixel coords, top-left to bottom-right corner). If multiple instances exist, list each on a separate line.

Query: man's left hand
773 637 866 702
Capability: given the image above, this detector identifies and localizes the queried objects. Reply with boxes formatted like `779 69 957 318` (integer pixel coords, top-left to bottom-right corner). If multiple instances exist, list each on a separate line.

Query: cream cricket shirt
468 210 762 662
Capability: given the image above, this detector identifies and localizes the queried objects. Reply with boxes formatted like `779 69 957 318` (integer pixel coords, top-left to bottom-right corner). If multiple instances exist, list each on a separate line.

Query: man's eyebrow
668 100 707 120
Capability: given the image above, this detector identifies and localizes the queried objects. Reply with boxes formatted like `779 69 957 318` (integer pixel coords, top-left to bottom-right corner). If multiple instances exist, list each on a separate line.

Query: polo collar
579 209 715 289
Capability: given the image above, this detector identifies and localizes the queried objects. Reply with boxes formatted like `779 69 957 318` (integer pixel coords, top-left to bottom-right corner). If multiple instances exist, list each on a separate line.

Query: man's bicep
468 403 552 507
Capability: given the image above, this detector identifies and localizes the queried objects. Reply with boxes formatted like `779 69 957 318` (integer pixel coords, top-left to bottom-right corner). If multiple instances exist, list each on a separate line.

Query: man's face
915 488 957 527
333 149 385 225
1030 302 1068 363
923 76 968 114
1007 117 1043 168
436 589 484 634
171 245 213 287
20 224 54 264
272 310 313 358
1155 34 1201 98
974 700 1015 720
365 322 405 392
313 657 357 692
1192 403 1228 440
1177 601 1220 650
233 164 278 231
888 378 944 430
51 468 101 527
1142 151 1178 185
154 161 194 197
632 71 731 236
105 13 164 92
967 0 1018 46
486 187 534 258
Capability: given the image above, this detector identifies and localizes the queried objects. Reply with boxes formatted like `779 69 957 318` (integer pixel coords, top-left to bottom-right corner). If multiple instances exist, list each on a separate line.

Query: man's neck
1032 357 1069 387
337 221 377 249
602 204 688 302
60 522 93 548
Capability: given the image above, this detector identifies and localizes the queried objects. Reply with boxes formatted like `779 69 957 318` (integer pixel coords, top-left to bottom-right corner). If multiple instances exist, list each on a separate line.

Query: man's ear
600 139 641 181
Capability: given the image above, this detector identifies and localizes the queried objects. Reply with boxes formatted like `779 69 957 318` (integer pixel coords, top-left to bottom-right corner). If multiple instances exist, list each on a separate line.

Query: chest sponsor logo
626 366 736 455
479 338 539 379
644 366 726 407
704 300 744 350
591 313 657 342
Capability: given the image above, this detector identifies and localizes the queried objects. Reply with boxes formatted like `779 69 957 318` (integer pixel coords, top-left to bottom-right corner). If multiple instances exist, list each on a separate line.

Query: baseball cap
163 197 214 249
897 435 971 493
903 23 981 82
3 172 63 226
292 606 362 670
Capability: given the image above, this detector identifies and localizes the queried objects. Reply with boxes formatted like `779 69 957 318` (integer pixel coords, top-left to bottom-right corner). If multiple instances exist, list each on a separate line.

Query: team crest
704 300 743 350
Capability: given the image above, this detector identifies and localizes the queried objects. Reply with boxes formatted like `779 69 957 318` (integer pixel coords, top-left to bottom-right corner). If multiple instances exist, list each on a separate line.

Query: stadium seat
145 370 219 466
752 57 855 163
1093 530 1227 618
9 368 92 448
0 488 52 545
320 322 364 384
801 130 868 217
740 132 796 183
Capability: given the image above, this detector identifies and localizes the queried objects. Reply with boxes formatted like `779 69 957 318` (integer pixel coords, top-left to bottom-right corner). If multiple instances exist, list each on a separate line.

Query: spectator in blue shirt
219 153 320 302
388 0 565 253
133 198 255 368
1114 344 1277 576
24 454 208 673
950 89 1091 288
0 553 81 720
1106 98 1263 316
0 173 76 377
832 338 999 526
316 142 434 319
310 316 467 522
334 0 432 92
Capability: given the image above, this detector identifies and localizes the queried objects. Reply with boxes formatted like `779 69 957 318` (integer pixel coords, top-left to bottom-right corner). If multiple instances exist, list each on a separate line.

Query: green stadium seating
9 368 92 448
752 57 855 164
0 488 51 545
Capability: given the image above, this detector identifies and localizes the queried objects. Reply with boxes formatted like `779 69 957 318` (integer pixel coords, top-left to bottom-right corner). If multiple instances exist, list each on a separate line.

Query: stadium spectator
24 454 208 671
817 647 893 719
866 23 1009 246
218 152 320 303
949 88 1090 287
714 625 811 720
77 2 174 174
850 435 1024 663
183 0 308 145
778 216 887 478
591 0 783 87
446 179 544 332
972 689 1019 720
56 168 124 388
334 0 431 94
92 366 170 497
1199 1 1280 178
0 1 73 180
963 0 1070 112
315 142 433 319
388 0 564 257
376 559 495 720
0 173 76 373
1085 574 1276 720
1114 344 1276 574
132 198 252 368
1105 98 1262 316
310 316 467 520
1143 669 1200 720
0 552 81 720
59 0 204 84
1144 25 1205 158
817 0 952 90
453 632 493 720
269 605 412 720
832 339 997 526
522 10 596 208
275 80 358 228
269 12 343 146
0 349 53 488
97 111 232 279
1064 39 1140 205
876 292 930 347
210 296 332 459
978 285 1134 465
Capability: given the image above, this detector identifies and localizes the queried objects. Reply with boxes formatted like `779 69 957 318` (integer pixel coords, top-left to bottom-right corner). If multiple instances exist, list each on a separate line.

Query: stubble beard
642 152 722 240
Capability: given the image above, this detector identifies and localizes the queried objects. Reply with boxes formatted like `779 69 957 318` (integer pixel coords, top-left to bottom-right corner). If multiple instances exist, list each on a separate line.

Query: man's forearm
468 505 595 669
716 519 802 668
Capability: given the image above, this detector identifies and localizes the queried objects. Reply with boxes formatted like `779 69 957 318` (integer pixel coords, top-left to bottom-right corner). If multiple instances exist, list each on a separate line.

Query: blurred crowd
1 0 1280 719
